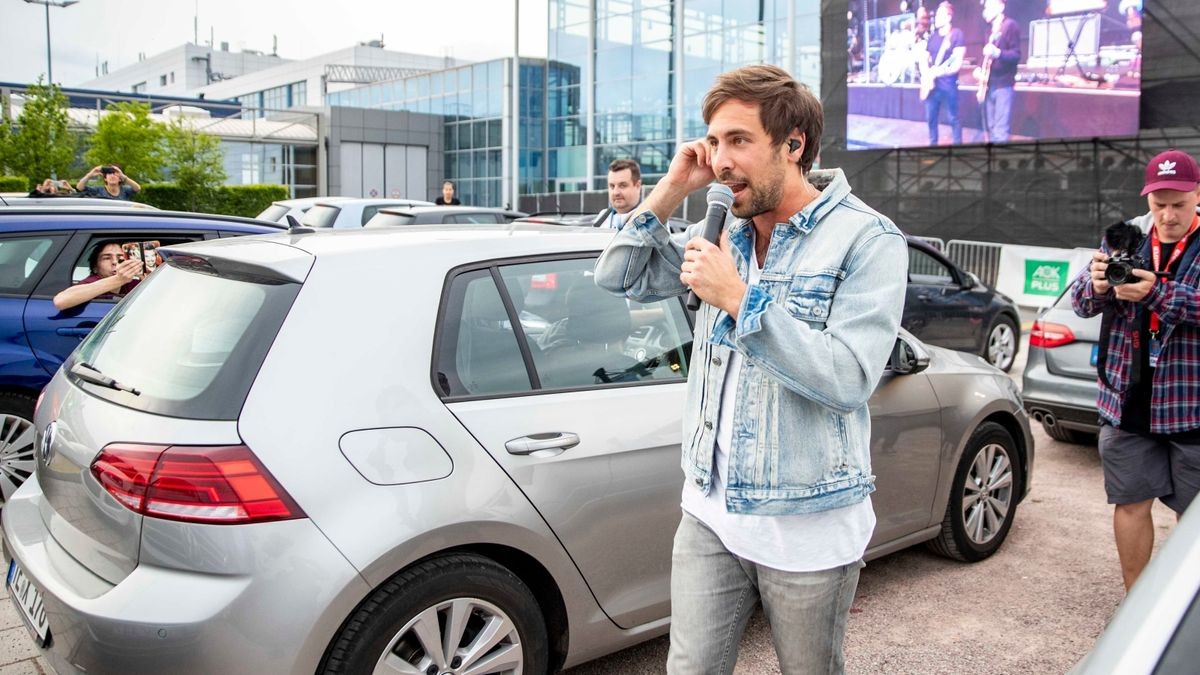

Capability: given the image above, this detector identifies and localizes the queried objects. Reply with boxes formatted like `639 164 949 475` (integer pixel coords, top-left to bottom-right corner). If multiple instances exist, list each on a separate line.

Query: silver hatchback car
4 225 1033 674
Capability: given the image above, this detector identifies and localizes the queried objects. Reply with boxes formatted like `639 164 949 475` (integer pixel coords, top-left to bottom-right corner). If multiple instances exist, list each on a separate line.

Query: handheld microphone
686 183 735 311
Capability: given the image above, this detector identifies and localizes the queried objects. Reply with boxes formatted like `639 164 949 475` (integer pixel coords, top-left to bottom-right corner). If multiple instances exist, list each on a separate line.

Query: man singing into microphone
595 65 907 673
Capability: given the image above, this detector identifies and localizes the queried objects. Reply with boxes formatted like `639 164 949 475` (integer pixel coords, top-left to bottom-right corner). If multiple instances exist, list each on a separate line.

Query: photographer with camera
1072 149 1200 592
76 164 140 201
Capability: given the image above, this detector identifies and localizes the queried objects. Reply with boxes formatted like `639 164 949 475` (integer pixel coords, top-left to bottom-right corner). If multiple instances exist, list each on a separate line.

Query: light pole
23 0 80 85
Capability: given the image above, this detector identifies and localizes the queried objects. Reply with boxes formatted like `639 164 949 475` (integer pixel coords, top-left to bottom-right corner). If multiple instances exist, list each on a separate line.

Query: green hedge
0 176 31 192
135 183 290 218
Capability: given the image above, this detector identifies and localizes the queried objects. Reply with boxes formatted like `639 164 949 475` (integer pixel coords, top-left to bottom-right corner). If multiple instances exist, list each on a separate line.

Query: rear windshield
67 263 300 420
302 205 342 228
365 212 417 228
257 204 290 222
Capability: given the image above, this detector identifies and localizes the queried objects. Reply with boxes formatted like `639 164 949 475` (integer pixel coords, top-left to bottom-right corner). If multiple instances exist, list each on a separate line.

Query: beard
723 161 785 220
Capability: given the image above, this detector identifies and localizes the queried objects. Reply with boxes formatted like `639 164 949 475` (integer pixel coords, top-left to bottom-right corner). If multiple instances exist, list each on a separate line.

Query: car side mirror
961 271 982 289
889 335 930 375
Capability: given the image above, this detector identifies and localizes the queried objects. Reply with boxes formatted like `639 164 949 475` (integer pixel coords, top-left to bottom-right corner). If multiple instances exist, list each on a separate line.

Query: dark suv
0 207 281 501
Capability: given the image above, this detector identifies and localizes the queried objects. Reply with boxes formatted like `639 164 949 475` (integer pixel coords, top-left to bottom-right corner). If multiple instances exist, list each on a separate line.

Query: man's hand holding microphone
630 139 746 318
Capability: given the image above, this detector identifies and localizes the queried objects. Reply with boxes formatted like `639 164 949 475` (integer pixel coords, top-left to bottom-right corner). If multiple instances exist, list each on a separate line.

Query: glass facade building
325 1 821 205
552 0 820 191
328 59 545 207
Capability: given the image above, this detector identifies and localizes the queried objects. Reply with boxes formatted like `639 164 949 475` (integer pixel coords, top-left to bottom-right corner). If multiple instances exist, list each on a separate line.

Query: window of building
170 71 175 84
131 82 146 93
159 74 167 86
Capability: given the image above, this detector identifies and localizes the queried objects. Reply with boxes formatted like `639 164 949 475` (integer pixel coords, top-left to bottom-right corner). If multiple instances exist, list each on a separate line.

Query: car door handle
56 322 97 337
505 432 580 457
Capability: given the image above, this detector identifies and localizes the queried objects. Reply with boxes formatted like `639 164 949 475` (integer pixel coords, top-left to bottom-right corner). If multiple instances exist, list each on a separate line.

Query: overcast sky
0 0 548 86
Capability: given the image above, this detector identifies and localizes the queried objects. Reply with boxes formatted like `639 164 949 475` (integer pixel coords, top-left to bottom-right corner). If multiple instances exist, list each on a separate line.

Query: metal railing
944 240 1004 287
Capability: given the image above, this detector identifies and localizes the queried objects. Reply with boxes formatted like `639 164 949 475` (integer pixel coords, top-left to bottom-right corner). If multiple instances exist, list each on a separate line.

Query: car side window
497 258 692 390
908 247 956 286
361 206 381 226
0 235 66 295
71 235 200 284
434 269 533 397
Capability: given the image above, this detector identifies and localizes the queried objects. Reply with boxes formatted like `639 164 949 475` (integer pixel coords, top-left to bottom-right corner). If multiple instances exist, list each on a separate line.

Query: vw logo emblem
40 421 57 465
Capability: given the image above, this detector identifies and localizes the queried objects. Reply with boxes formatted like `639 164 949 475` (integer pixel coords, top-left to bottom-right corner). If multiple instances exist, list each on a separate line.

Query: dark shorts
1098 424 1200 512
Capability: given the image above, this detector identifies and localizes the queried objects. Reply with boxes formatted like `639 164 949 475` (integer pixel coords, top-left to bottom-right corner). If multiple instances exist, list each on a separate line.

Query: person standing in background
978 0 1021 143
923 1 965 145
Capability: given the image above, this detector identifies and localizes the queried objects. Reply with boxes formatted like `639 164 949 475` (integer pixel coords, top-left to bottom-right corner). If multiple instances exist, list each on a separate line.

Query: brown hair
939 1 954 18
701 64 823 174
608 158 641 183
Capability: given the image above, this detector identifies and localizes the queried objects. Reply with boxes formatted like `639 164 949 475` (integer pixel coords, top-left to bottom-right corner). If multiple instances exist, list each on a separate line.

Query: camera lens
1106 262 1131 285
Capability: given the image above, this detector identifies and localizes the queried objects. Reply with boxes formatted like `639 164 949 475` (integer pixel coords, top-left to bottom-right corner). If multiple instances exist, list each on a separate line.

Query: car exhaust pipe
1043 413 1057 428
1031 411 1044 424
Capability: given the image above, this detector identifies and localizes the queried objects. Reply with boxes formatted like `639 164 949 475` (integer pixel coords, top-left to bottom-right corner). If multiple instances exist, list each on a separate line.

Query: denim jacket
595 169 908 515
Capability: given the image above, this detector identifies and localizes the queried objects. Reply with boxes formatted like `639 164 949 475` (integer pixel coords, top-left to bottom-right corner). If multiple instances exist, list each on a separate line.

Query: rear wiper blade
71 362 141 396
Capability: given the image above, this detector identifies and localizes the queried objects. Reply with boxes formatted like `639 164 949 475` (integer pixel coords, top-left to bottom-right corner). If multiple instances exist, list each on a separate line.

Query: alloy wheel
987 322 1016 371
961 442 1014 546
0 414 35 503
374 597 523 675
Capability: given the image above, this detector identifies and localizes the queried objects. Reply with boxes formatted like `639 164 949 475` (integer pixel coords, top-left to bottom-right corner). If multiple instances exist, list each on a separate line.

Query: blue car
0 207 281 501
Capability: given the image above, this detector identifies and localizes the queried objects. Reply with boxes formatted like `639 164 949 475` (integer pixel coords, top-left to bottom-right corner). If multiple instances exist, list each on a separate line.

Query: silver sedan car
3 225 1033 674
1023 289 1102 444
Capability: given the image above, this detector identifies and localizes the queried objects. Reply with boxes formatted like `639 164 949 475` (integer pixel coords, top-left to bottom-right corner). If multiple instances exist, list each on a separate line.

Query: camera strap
1149 215 1200 336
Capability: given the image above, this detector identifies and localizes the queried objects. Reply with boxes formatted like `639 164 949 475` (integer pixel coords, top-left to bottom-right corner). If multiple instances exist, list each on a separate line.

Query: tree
163 119 227 212
0 79 75 183
84 102 166 182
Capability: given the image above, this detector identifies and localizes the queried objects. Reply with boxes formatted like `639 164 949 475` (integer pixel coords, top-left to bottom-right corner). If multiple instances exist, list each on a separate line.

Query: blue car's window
909 247 955 285
0 235 63 294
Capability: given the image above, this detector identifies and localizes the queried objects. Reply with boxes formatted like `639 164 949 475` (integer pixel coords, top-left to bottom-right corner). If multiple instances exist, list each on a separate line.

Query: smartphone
137 242 148 275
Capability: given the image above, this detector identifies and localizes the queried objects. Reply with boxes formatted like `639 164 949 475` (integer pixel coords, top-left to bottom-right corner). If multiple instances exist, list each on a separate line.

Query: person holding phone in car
76 164 140 200
52 240 147 311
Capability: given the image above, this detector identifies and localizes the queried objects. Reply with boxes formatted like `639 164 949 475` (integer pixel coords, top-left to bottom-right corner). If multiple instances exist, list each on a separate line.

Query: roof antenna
286 215 313 234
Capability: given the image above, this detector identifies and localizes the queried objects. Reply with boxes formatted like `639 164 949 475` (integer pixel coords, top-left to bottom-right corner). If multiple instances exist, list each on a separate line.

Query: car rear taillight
90 444 304 524
1029 320 1076 348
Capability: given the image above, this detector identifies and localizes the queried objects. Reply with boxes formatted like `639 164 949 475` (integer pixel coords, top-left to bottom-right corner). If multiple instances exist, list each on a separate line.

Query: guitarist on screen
978 0 1021 143
923 1 966 145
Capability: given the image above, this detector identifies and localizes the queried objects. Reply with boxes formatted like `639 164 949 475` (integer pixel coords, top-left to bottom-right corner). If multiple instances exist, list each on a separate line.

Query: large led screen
847 0 1142 149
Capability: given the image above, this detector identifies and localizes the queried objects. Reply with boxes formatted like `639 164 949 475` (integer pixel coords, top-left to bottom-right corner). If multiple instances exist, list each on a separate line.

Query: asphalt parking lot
0 335 1177 675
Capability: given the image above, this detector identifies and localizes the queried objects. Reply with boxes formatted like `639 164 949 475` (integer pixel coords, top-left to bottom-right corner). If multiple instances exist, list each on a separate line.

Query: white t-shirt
680 243 876 572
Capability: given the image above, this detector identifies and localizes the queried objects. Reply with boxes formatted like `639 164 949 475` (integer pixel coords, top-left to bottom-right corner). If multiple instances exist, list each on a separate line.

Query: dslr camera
1103 221 1151 286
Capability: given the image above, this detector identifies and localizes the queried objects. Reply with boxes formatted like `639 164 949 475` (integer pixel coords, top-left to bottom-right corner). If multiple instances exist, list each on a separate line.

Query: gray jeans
667 513 863 675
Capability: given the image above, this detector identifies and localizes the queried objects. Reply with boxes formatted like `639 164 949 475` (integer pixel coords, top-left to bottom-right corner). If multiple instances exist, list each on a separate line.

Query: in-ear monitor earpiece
788 138 801 153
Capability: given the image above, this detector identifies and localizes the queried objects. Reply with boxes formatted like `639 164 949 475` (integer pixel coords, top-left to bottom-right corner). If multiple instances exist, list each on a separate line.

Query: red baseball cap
1142 149 1200 196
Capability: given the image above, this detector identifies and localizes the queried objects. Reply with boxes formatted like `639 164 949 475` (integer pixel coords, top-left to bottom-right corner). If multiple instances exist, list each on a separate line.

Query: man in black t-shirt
924 2 965 145
434 180 462 206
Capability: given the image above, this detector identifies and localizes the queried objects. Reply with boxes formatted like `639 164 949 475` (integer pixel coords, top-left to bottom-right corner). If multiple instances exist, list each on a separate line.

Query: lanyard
1149 215 1199 335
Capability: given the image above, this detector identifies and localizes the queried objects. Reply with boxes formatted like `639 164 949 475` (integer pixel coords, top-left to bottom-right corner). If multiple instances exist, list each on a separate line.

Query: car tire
0 392 37 505
928 421 1021 562
982 314 1019 372
319 553 549 675
1042 420 1096 445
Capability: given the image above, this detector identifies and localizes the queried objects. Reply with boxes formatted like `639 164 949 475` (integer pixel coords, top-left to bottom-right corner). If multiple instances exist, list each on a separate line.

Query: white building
196 44 464 117
79 43 289 96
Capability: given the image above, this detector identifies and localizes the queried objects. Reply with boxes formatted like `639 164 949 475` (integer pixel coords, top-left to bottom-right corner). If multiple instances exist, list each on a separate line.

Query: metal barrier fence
944 240 1004 288
914 236 944 252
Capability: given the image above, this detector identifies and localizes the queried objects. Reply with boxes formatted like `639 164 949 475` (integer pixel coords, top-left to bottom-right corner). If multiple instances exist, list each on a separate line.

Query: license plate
6 560 50 646
1090 343 1099 367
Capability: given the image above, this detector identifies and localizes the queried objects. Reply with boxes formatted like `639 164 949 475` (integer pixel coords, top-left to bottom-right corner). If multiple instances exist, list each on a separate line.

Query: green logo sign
1024 259 1070 296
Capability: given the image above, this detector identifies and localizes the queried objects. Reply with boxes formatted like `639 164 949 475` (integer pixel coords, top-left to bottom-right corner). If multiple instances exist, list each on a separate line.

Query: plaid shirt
1071 235 1200 434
